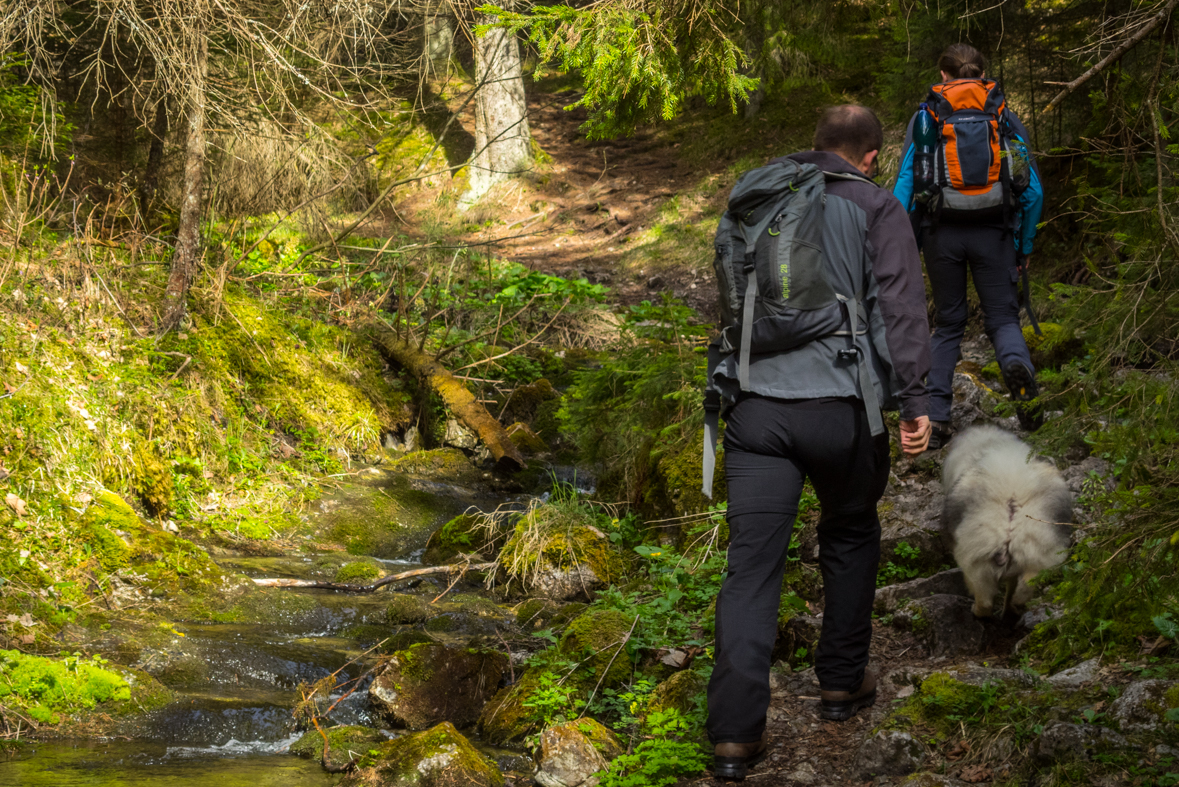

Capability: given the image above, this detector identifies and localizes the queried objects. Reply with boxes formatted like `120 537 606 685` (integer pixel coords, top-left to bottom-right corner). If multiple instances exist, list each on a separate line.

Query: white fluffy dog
941 426 1073 618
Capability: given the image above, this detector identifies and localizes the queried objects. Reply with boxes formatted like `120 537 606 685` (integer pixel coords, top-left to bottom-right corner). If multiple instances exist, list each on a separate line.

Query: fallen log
366 321 526 471
252 562 496 593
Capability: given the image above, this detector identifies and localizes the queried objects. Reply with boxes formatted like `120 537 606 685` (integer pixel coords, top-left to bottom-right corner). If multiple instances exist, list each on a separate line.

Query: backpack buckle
837 348 860 361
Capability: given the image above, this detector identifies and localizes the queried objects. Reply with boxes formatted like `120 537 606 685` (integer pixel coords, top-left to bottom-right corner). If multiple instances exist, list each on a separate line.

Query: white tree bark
461 7 531 207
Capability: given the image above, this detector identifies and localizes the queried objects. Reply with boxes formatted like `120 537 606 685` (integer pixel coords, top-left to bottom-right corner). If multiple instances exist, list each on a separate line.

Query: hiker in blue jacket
893 43 1045 446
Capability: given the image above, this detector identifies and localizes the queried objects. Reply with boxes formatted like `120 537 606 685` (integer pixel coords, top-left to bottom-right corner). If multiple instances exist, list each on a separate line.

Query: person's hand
1017 253 1029 273
900 415 931 456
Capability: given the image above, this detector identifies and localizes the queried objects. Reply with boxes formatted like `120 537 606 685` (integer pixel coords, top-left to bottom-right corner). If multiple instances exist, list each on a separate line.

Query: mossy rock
642 427 725 521
535 718 623 787
505 422 548 455
478 670 544 746
335 560 382 584
309 475 463 559
648 669 706 716
290 724 387 770
0 650 172 727
341 721 504 787
558 609 633 688
132 443 174 518
1023 322 1082 370
422 514 491 565
368 642 508 730
500 378 558 426
387 593 434 625
513 599 586 633
80 491 244 619
498 506 627 601
388 449 485 485
380 629 438 653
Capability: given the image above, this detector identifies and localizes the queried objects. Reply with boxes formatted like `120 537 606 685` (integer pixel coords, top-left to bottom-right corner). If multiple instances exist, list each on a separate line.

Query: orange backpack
926 78 1015 222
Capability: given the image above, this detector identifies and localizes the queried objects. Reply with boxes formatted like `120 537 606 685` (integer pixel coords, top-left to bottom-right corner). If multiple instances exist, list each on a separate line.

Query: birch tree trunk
461 5 531 207
159 31 208 334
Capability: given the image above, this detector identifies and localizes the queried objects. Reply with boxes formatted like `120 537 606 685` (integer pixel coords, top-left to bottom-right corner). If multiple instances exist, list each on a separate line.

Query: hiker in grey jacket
707 106 931 781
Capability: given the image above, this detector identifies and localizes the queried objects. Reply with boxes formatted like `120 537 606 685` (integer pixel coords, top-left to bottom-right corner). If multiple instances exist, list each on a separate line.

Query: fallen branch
1043 0 1179 114
252 561 496 592
366 320 526 471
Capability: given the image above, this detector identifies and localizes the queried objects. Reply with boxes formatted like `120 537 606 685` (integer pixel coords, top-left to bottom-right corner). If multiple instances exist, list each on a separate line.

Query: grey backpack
702 159 884 497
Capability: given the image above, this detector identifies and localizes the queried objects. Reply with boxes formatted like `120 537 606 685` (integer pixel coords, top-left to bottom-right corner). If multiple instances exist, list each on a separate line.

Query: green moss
312 476 460 558
648 669 706 716
343 721 504 786
479 671 544 746
290 724 387 770
498 502 628 594
335 561 381 583
388 449 482 482
387 593 434 625
132 443 174 518
643 427 725 520
1023 323 1082 370
422 514 487 564
559 609 633 687
1165 684 1179 710
397 642 437 683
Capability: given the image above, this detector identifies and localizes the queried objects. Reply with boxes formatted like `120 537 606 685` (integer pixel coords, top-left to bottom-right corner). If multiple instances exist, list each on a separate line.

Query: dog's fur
941 426 1073 618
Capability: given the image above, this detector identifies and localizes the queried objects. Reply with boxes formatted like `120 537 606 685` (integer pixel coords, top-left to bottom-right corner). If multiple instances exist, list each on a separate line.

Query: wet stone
290 724 387 770
368 642 508 730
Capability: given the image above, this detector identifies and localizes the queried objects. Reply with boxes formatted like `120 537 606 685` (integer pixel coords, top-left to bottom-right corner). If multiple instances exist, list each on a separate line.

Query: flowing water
0 467 531 786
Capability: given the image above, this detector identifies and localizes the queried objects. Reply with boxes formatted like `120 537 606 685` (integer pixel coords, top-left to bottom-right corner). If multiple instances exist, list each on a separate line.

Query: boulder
892 594 986 658
290 724 387 771
1045 657 1102 689
422 513 492 565
1018 603 1062 630
534 718 623 787
875 569 969 613
497 508 626 601
853 730 925 779
1035 721 1128 762
1109 679 1179 733
369 643 508 730
558 609 634 687
341 721 503 787
506 422 548 455
386 593 434 625
648 670 706 716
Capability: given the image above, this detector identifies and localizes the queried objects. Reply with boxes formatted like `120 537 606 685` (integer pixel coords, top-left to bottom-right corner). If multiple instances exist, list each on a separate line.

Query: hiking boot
928 421 953 450
820 669 878 721
711 735 768 782
1002 362 1044 432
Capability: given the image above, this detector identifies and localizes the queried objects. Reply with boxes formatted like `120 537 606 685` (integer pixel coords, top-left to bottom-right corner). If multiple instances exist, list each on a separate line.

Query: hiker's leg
707 395 804 744
967 225 1034 377
788 398 890 692
923 228 970 424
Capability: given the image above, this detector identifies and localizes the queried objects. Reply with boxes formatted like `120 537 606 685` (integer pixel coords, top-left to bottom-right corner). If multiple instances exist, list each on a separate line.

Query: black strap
1020 265 1043 336
702 343 723 499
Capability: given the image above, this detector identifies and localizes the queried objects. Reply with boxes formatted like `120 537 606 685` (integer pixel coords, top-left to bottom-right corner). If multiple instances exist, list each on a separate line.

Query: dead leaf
19 633 35 645
17 613 35 627
4 615 18 624
5 493 28 516
0 465 8 481
960 765 992 783
895 684 915 699
14 361 28 375
659 648 689 669
946 739 971 761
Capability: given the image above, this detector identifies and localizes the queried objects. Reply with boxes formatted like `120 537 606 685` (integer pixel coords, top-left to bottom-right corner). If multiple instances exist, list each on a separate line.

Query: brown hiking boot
711 734 768 782
819 669 878 721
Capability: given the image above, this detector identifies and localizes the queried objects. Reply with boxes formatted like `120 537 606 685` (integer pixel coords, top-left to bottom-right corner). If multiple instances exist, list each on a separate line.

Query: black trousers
706 395 890 744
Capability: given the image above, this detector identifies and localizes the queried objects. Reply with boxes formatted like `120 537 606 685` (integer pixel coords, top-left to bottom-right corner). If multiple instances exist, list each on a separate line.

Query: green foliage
877 541 923 587
482 2 756 139
597 707 709 787
560 295 706 504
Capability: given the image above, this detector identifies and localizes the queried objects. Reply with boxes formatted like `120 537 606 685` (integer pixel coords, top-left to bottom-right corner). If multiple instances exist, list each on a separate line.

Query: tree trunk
367 320 526 471
423 1 455 71
159 34 208 334
138 97 169 226
461 5 531 207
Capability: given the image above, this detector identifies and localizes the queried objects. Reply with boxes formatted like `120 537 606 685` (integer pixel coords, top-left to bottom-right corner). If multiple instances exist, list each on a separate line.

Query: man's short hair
812 105 883 162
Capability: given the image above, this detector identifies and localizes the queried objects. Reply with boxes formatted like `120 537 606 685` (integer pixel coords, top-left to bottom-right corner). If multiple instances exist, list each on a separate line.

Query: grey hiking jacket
712 151 931 420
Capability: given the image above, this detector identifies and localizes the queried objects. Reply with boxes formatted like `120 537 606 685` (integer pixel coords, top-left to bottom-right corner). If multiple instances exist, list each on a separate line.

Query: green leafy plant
598 707 709 787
